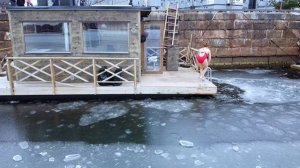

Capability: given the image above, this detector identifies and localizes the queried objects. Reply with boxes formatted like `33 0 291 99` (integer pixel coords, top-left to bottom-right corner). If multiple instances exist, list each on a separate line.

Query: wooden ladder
162 3 179 47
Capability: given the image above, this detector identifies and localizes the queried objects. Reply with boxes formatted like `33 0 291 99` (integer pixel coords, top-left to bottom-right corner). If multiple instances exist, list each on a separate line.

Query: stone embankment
178 11 300 67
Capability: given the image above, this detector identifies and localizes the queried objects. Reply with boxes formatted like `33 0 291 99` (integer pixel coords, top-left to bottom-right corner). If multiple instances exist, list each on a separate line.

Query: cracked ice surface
1 141 300 168
215 69 300 104
1 69 300 167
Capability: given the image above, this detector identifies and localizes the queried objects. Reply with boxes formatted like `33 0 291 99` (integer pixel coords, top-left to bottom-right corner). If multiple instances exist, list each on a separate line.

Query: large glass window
144 24 162 73
83 22 129 53
23 22 70 53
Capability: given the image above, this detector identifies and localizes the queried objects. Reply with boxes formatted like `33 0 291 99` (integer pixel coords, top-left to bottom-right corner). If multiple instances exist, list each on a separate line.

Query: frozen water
64 154 81 162
218 77 300 104
154 150 163 155
175 154 186 160
179 140 194 148
55 101 87 111
0 69 300 168
18 141 29 149
12 155 22 161
49 157 55 162
194 160 204 166
79 104 129 126
161 153 169 158
134 100 194 113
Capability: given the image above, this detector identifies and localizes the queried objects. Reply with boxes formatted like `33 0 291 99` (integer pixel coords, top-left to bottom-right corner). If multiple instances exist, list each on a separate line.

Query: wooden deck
0 68 217 96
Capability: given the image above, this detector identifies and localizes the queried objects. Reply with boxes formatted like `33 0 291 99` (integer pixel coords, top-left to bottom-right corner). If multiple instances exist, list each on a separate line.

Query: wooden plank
92 59 98 94
50 59 56 95
7 57 138 60
134 59 137 92
6 59 14 95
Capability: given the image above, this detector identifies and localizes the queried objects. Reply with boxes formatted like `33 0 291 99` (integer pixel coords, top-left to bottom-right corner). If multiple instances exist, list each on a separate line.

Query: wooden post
6 59 14 95
50 59 56 95
92 59 98 94
134 59 137 93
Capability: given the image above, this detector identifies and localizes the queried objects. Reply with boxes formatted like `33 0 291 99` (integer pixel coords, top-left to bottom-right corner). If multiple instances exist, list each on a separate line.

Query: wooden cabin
0 6 217 97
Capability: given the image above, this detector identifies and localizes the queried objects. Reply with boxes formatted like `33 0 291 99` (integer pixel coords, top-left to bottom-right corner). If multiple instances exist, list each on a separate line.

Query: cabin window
83 22 129 53
23 22 70 53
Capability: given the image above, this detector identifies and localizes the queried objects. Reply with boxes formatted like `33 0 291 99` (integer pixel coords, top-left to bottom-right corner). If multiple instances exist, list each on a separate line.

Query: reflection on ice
79 104 129 126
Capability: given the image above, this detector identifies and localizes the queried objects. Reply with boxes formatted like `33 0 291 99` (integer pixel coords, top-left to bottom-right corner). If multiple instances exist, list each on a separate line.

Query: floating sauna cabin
1 6 217 98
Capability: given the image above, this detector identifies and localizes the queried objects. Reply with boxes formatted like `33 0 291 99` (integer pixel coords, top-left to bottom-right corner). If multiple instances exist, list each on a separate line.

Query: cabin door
141 22 163 74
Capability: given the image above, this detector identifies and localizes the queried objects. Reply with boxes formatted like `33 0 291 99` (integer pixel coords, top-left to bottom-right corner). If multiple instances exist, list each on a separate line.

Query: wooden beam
6 59 14 95
50 59 56 95
92 59 98 94
134 59 137 93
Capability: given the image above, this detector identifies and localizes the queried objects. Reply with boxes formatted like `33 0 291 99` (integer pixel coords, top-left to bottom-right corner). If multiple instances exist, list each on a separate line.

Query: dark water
0 69 300 168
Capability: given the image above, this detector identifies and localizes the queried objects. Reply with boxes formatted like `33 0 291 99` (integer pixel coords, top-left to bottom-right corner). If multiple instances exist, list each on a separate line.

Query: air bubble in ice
160 123 167 126
179 140 194 148
64 154 81 162
18 141 29 149
13 155 22 161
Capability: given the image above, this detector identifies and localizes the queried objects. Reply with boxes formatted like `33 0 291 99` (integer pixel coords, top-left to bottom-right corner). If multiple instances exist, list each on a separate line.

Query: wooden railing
6 57 138 95
179 47 212 81
179 47 197 70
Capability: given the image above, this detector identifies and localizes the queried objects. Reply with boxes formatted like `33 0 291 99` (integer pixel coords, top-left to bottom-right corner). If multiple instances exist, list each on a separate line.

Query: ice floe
18 141 29 149
179 140 194 148
79 104 129 126
12 155 22 161
64 154 81 162
55 101 87 111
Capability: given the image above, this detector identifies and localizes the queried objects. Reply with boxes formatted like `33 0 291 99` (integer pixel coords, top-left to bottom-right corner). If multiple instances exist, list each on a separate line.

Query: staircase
162 3 179 47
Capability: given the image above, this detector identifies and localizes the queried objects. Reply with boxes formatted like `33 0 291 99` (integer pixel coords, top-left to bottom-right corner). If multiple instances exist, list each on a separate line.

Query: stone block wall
0 12 11 59
179 12 300 67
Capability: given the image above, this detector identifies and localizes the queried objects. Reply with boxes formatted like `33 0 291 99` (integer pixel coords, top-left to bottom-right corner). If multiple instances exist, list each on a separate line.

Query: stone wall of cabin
178 12 300 67
0 12 11 60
